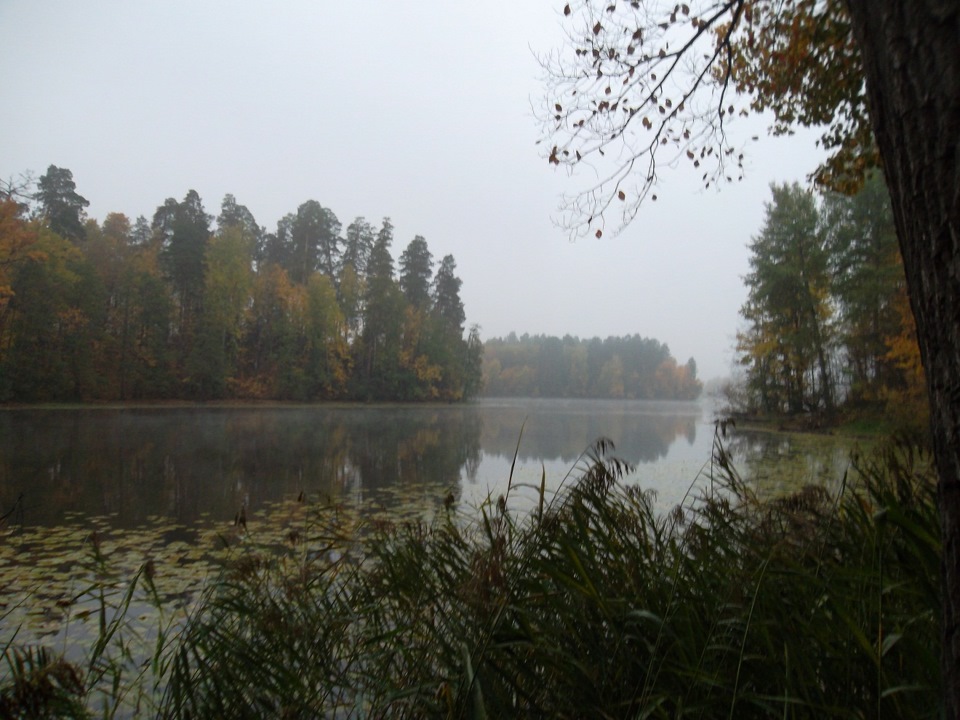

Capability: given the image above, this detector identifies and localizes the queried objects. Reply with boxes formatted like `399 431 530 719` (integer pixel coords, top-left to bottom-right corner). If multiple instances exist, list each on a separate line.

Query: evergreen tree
261 213 294 272
155 190 211 345
399 235 434 310
290 201 341 283
342 217 375 278
131 215 152 246
356 218 404 397
218 194 263 266
822 173 903 400
35 165 89 242
432 254 465 335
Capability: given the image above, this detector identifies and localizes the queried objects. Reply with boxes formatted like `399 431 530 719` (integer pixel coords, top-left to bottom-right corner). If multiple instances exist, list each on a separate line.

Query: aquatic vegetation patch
0 430 942 718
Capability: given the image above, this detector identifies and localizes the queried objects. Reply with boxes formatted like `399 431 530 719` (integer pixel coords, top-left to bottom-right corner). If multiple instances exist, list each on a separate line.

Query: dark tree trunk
844 1 960 714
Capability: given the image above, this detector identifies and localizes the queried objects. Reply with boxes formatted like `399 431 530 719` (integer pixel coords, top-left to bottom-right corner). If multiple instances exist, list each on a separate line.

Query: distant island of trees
0 166 482 403
482 333 702 400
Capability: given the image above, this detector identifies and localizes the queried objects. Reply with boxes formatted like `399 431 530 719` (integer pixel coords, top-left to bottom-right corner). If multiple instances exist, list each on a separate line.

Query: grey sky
0 1 826 381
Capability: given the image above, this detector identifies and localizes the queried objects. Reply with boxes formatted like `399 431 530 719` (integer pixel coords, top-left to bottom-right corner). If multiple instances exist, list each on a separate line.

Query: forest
734 174 925 419
483 333 702 400
0 166 483 403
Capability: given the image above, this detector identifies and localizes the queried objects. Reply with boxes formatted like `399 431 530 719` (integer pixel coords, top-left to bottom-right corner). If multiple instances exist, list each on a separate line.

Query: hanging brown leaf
595 229 603 238
618 190 626 201
564 3 571 16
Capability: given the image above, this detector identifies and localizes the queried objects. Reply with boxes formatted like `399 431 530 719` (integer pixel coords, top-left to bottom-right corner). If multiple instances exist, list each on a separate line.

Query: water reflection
479 398 700 466
0 400 707 528
0 406 482 528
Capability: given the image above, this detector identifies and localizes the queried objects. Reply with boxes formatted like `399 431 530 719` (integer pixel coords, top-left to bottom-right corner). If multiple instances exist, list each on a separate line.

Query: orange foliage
884 281 925 401
724 0 876 192
0 199 42 307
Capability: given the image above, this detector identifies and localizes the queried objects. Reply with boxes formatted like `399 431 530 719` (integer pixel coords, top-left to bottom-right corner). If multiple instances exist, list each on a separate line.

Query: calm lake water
0 398 859 530
0 398 865 653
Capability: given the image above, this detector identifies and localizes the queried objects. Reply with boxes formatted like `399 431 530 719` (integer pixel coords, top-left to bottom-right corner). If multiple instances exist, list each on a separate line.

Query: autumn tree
241 264 301 398
303 272 350 398
0 199 41 345
738 182 834 414
188 224 254 398
543 0 960 710
0 226 94 400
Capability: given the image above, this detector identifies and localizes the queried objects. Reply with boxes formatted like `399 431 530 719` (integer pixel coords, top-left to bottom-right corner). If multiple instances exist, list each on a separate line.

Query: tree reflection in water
0 400 853 530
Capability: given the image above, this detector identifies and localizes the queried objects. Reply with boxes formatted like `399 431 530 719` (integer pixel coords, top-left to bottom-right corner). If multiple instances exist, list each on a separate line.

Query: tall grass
1 428 941 718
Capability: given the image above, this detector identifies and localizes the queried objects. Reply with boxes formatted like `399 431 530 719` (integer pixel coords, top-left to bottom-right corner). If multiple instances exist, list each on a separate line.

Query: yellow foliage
0 199 41 312
884 282 925 397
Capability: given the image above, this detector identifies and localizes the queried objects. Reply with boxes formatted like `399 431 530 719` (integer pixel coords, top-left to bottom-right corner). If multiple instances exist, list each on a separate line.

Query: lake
0 398 860 529
0 398 860 645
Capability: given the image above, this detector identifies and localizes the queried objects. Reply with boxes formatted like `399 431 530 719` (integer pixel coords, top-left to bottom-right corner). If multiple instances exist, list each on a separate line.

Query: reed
1 428 941 718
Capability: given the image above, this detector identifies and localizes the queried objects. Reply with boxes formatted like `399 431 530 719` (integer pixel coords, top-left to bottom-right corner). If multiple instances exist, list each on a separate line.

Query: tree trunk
844 1 960 714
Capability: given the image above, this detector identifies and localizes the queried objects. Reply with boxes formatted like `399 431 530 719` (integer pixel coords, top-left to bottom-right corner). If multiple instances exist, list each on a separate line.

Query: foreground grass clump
2 431 941 718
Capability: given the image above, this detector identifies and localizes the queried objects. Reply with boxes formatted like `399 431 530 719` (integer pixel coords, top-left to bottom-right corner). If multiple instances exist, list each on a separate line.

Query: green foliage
35 165 90 243
736 177 922 419
155 190 212 353
6 430 936 716
739 182 835 414
163 432 940 717
822 174 904 402
399 234 434 310
289 200 341 283
484 332 702 400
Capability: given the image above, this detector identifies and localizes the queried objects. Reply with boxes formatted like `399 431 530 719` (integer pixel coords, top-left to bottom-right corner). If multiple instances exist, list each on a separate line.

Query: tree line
735 174 924 417
482 333 701 400
0 166 482 402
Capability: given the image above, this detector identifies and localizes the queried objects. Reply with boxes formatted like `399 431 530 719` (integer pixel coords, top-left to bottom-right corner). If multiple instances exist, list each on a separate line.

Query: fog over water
0 1 828 380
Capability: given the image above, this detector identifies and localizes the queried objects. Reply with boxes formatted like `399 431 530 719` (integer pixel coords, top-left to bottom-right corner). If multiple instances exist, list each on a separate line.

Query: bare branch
538 0 753 237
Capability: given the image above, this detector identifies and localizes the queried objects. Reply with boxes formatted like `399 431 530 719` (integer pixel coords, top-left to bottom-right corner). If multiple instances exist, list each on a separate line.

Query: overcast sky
0 1 827 381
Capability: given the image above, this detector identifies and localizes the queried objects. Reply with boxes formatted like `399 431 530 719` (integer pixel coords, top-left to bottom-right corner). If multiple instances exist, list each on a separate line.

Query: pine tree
35 165 89 242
